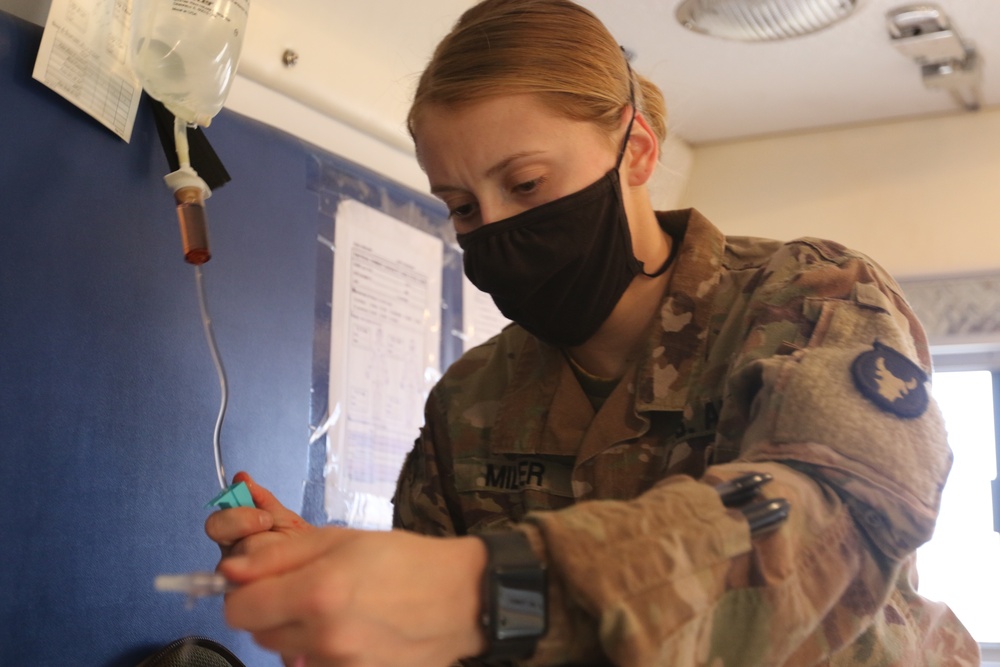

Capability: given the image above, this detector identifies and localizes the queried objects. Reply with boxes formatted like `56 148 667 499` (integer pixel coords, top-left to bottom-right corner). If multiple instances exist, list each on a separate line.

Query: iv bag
131 0 250 127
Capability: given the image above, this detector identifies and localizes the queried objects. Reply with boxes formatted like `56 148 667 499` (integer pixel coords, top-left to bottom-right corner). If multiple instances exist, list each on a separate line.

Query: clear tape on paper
322 199 445 530
303 155 509 529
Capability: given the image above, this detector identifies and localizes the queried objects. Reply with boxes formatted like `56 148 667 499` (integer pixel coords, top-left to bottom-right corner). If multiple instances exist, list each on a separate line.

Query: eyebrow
430 150 546 195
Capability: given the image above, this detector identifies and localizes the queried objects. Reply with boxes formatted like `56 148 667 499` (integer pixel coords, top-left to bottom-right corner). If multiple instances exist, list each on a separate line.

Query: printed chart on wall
32 0 142 141
325 199 443 529
461 276 510 352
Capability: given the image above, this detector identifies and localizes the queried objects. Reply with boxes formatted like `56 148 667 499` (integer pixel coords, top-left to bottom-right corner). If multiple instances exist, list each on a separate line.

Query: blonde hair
408 0 667 145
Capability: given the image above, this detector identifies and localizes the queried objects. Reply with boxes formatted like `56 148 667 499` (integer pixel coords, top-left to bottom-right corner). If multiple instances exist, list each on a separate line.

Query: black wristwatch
476 531 548 661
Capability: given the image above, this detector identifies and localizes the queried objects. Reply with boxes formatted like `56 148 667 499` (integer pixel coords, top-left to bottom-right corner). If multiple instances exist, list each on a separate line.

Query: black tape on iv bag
149 97 232 192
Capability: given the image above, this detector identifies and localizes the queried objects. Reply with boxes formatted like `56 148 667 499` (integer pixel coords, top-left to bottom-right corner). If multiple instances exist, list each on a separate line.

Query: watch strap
476 531 547 661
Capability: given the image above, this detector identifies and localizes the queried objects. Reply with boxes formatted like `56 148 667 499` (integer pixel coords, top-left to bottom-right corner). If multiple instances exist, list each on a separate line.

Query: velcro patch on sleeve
850 342 929 419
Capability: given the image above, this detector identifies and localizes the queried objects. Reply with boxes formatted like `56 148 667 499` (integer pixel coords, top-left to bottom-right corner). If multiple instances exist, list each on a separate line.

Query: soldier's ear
622 112 658 188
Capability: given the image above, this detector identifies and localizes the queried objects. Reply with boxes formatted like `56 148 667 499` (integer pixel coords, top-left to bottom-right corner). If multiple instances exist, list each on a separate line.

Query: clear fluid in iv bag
131 0 250 127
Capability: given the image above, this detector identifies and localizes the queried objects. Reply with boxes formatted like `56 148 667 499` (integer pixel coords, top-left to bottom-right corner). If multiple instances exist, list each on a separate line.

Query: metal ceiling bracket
886 4 983 112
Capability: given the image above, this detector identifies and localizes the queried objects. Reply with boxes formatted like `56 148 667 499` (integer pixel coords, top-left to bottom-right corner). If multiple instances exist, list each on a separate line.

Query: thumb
233 471 287 513
233 471 309 531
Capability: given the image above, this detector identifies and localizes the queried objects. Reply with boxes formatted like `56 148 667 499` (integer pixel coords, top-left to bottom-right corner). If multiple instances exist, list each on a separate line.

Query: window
917 370 999 649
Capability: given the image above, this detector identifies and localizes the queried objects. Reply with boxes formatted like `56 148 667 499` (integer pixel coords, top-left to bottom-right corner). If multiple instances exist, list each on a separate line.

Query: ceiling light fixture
676 0 861 42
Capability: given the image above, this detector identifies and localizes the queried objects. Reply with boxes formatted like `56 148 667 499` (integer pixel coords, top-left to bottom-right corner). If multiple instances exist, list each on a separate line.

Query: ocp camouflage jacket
393 209 979 666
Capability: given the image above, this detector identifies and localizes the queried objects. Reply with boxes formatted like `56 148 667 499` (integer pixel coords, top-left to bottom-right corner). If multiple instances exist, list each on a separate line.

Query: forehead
414 94 608 176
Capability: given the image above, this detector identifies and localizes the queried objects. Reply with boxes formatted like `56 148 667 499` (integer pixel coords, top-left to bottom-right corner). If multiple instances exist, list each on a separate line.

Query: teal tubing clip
205 481 255 509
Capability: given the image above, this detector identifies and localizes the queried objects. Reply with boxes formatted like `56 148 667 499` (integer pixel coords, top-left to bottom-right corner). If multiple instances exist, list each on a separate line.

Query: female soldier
208 1 979 665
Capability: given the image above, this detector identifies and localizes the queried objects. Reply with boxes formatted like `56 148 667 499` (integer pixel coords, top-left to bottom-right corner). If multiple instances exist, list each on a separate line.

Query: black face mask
455 116 672 347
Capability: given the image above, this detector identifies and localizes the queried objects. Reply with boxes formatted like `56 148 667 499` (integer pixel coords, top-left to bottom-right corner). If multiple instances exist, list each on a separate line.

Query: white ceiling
589 0 1000 143
238 0 1000 146
6 0 999 145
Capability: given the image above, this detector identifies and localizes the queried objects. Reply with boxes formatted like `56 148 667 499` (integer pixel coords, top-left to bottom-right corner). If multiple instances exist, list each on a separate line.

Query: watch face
496 582 546 640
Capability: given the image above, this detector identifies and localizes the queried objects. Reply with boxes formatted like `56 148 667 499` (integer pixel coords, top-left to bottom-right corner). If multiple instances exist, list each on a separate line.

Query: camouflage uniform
393 209 979 666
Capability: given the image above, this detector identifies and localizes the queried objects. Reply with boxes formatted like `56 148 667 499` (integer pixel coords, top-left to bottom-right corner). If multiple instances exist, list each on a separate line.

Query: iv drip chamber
165 166 212 265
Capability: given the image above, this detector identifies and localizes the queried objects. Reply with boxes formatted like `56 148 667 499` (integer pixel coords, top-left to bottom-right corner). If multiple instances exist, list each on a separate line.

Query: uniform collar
634 208 727 413
488 209 726 456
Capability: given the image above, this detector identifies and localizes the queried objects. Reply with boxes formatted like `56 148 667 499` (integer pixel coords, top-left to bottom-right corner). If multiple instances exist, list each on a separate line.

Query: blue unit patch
851 342 929 419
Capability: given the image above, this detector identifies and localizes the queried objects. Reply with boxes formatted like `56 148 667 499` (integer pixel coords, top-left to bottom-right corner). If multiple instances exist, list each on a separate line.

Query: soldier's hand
204 471 314 560
219 527 488 667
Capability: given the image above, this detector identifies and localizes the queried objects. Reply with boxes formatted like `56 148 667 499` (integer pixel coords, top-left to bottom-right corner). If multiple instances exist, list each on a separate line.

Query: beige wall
679 107 1000 280
220 82 1000 282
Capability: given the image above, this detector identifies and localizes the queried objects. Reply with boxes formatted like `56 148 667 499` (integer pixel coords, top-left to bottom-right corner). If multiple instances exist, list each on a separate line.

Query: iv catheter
155 571 233 599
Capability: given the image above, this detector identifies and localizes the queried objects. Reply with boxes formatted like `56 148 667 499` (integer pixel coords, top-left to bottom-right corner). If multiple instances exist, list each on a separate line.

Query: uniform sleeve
516 252 968 666
392 388 463 536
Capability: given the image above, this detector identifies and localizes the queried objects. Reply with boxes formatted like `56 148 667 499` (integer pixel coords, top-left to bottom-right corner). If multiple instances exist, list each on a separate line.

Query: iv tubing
174 116 191 169
195 264 229 491
172 114 225 489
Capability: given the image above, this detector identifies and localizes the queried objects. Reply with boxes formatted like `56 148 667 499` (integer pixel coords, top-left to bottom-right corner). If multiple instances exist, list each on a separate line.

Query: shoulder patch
851 342 929 419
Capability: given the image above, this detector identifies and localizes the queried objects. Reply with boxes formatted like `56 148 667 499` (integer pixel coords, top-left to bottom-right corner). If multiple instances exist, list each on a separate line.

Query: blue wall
1 12 326 665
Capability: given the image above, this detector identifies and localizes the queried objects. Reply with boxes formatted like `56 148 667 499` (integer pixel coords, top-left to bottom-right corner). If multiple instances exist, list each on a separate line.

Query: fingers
205 506 274 548
252 622 312 656
221 526 354 582
254 621 363 663
207 472 315 563
221 530 478 667
235 472 312 532
224 555 337 632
